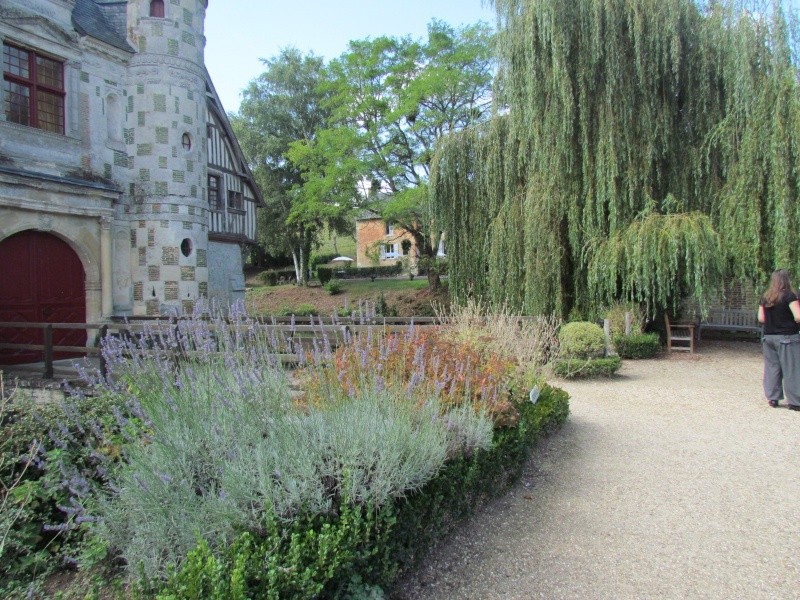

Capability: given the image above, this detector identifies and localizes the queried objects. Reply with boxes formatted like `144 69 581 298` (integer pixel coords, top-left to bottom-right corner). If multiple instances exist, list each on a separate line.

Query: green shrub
258 270 278 286
613 332 661 359
317 267 333 286
605 302 645 337
375 292 397 317
417 256 448 277
8 316 568 598
150 385 569 598
552 356 622 378
278 303 318 317
335 265 402 280
325 280 343 295
90 318 495 582
559 321 606 359
0 389 129 594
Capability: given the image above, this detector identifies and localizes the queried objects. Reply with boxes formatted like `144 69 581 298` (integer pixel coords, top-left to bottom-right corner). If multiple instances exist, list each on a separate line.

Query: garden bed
1 310 567 599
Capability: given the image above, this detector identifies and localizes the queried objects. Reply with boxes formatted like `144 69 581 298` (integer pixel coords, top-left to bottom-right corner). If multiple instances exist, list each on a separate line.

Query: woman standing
758 269 800 410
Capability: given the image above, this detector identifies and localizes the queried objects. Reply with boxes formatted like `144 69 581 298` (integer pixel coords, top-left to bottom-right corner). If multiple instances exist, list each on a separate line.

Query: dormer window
149 0 165 17
3 43 65 134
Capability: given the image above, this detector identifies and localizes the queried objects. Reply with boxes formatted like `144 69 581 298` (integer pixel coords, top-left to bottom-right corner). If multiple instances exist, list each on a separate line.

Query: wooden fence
0 317 444 380
0 314 549 380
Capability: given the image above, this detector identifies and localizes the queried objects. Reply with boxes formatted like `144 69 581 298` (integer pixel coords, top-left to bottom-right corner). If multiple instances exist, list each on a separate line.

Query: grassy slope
245 278 445 317
315 228 357 259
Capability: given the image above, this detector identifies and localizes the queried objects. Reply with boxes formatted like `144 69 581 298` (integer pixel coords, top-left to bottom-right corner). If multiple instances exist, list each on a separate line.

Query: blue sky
204 1 495 114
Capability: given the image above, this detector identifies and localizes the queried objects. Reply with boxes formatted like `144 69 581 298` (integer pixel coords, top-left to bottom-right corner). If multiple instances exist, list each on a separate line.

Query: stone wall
207 240 244 311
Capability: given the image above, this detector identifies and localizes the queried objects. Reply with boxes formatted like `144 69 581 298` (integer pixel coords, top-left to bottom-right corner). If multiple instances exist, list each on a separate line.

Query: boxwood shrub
613 332 661 359
552 356 622 379
559 321 606 359
151 385 570 599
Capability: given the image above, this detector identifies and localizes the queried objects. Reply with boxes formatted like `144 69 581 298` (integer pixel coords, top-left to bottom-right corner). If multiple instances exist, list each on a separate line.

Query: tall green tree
289 20 495 288
231 48 352 285
432 0 800 317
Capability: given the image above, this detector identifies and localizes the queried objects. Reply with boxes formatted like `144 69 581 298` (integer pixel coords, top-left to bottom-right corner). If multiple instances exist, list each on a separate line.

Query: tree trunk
414 233 441 291
290 248 302 285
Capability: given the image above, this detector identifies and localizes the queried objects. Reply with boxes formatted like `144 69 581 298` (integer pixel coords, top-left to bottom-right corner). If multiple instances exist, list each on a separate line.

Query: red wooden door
0 231 86 364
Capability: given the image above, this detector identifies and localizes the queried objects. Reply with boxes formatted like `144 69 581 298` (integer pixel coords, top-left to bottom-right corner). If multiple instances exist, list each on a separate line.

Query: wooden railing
0 317 443 380
1 314 543 380
0 322 109 379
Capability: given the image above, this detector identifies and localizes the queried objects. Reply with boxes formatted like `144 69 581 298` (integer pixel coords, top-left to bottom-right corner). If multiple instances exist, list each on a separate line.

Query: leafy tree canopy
288 20 496 286
231 48 351 285
432 0 800 317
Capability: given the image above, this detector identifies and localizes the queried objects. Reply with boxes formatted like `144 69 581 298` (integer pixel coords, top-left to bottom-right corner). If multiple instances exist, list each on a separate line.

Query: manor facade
0 0 261 343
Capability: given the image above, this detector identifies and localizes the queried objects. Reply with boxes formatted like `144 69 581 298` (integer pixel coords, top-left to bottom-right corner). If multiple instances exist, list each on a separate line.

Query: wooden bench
664 314 696 353
699 308 760 339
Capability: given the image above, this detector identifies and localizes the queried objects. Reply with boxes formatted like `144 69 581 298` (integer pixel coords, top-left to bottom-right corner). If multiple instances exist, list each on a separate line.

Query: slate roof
356 209 382 221
72 0 135 53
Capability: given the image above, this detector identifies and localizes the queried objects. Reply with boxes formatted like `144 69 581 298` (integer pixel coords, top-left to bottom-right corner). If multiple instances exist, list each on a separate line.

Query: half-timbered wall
206 112 257 243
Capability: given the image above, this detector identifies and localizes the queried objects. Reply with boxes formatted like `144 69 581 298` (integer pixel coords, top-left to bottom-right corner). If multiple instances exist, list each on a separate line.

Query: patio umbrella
331 256 354 262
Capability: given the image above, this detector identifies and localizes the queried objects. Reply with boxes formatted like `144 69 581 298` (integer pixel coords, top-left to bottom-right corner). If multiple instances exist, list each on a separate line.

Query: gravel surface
392 341 800 600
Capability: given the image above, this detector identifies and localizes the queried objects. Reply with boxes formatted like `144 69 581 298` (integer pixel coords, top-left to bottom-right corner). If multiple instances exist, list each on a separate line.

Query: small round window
180 238 193 257
181 132 192 151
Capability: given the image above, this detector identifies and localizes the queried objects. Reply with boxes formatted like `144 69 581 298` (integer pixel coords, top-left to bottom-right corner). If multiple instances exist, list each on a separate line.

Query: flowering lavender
1 310 505 583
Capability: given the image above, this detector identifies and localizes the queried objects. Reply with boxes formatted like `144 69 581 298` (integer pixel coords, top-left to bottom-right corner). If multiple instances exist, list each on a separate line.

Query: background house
355 209 446 272
355 210 417 269
0 0 261 360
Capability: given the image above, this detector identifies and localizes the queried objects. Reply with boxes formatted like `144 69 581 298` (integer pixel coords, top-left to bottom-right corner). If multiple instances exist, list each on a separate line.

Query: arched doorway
0 231 86 364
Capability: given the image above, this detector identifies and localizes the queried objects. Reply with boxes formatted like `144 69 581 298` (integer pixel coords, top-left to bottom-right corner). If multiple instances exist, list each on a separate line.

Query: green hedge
613 333 661 359
552 356 622 379
259 268 297 286
317 267 333 286
310 253 339 271
334 265 403 280
259 270 278 286
152 385 570 599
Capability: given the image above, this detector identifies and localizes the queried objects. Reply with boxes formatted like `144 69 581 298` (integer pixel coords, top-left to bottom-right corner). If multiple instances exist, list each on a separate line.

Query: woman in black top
758 269 800 410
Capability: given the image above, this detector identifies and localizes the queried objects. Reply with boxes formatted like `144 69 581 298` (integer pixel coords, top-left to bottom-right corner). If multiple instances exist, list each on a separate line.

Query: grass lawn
245 277 444 317
315 227 357 259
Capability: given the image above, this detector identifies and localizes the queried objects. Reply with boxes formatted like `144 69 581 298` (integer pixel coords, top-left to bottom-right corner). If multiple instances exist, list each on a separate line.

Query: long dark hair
763 269 794 307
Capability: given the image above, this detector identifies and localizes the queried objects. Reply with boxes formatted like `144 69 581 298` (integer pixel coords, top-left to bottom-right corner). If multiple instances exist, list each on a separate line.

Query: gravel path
393 341 800 600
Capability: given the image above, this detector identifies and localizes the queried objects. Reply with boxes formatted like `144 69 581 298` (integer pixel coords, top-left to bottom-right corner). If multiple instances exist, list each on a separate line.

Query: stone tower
125 0 210 316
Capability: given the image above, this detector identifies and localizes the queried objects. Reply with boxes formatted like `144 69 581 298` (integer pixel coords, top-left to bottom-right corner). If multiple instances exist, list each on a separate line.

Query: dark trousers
762 333 800 406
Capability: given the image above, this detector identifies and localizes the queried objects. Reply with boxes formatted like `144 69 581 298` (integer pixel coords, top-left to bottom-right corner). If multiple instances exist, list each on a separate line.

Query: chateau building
0 0 261 358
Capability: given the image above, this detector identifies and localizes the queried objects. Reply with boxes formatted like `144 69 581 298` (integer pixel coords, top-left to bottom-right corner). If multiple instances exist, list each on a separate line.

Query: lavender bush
82 313 491 581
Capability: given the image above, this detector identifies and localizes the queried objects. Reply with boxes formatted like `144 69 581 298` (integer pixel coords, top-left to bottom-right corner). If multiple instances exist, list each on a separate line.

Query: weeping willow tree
431 0 800 317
